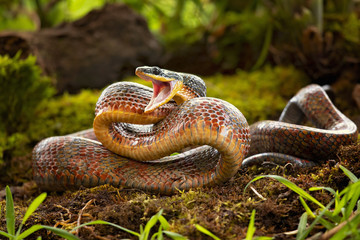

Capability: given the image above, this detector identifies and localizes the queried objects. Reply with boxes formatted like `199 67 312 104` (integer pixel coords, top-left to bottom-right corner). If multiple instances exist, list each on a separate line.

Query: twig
54 204 74 228
250 186 267 201
75 199 95 235
317 212 358 240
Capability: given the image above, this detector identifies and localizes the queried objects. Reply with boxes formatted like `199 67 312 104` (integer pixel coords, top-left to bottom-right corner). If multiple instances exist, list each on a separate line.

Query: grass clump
0 186 79 240
74 209 188 240
246 165 360 239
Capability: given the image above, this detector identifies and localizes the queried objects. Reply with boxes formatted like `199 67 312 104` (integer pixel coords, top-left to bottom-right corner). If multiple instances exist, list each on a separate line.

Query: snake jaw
144 80 183 113
135 66 184 113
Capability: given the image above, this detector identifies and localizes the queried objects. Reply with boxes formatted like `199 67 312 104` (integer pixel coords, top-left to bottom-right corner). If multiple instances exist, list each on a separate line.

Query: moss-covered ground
0 65 359 239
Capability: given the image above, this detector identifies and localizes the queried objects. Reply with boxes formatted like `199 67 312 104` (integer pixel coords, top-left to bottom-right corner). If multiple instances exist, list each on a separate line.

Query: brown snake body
33 67 358 194
33 68 250 194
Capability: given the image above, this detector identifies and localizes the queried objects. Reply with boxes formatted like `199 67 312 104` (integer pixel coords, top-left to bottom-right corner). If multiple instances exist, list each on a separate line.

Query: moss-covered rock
0 53 54 165
28 90 100 141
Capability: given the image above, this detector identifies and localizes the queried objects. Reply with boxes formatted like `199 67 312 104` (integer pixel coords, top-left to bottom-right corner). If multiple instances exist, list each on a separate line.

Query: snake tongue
145 80 183 113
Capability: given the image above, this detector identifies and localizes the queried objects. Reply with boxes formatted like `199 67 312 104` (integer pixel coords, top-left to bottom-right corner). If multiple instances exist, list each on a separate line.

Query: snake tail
244 84 358 168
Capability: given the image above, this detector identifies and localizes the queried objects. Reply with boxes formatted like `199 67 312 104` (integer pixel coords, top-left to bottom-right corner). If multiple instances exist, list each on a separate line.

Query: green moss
28 89 100 140
0 53 55 135
1 85 99 176
0 53 55 164
205 65 310 123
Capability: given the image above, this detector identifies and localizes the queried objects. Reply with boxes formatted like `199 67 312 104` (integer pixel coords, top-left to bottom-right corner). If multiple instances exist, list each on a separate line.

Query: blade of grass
22 193 47 224
296 212 308 240
251 23 273 70
299 197 334 228
16 192 48 237
141 210 162 240
195 224 220 240
245 175 326 209
334 181 360 216
339 165 358 183
309 186 336 196
318 217 335 230
17 224 79 240
0 230 14 239
322 212 360 239
297 199 335 239
41 225 80 240
151 225 163 240
5 186 15 237
158 215 170 230
344 184 360 219
310 186 341 216
246 210 256 240
73 220 140 237
163 231 188 240
321 210 342 224
299 196 316 218
140 224 144 235
17 225 44 239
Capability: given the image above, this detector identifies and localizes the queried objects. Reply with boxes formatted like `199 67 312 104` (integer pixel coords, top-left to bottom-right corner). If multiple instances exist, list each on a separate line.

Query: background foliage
2 0 359 73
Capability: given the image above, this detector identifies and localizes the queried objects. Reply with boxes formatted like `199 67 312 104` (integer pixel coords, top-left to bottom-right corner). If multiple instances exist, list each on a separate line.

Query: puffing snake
33 66 358 194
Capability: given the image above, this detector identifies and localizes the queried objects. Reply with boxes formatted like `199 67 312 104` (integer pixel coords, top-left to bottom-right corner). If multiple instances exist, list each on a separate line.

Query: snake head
136 66 184 113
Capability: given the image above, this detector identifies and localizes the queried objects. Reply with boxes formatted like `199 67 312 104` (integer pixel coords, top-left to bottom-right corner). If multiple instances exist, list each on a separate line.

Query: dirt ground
0 142 359 239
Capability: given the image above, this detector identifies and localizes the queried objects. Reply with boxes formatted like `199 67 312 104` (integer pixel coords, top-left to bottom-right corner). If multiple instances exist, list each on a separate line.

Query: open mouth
145 79 179 113
135 69 183 113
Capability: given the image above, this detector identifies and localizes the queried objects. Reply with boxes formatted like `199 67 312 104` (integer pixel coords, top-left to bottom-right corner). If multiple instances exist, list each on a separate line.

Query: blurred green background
2 0 360 74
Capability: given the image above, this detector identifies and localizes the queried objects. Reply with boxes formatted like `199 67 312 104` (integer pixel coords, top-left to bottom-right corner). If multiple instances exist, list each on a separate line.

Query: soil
0 142 359 240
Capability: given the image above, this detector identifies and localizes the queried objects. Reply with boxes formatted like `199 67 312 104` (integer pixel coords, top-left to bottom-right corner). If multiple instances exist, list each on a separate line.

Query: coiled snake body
33 67 358 194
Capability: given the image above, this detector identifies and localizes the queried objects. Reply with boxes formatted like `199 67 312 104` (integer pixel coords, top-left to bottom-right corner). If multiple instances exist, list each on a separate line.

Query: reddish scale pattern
33 81 250 194
245 84 357 167
33 81 356 193
95 82 177 121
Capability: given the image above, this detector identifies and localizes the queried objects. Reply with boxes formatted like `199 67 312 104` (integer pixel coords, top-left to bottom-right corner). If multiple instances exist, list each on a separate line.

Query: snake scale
33 66 358 194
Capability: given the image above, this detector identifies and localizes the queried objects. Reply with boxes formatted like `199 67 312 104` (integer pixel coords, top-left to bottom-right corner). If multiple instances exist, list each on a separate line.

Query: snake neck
173 73 207 105
173 85 201 105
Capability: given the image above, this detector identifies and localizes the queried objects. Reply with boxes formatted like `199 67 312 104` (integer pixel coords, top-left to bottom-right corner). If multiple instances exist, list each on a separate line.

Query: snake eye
152 67 162 75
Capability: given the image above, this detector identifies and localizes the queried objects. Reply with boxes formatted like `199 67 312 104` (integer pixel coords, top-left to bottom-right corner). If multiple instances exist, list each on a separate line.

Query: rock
0 4 163 93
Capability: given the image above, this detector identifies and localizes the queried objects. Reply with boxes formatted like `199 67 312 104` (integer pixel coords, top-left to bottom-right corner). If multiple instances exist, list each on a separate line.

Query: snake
243 84 358 168
33 66 251 194
33 66 358 194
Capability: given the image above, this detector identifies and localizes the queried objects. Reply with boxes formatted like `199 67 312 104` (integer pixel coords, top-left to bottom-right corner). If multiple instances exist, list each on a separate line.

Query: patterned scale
242 84 358 168
33 81 250 194
33 67 358 194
